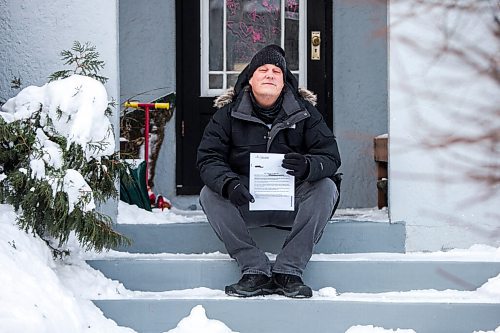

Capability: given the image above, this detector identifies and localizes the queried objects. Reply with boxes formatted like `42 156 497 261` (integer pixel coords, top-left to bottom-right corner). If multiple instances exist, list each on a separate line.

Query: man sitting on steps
197 45 341 298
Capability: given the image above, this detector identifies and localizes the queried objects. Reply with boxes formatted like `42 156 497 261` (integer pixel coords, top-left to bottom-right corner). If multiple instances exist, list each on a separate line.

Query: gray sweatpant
199 178 338 277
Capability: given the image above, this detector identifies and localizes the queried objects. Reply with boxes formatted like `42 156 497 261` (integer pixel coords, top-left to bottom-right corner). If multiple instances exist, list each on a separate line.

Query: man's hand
227 180 255 206
282 152 309 179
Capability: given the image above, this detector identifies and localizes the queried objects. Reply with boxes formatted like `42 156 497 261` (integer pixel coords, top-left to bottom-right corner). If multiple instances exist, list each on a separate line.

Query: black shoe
225 274 275 297
272 273 312 298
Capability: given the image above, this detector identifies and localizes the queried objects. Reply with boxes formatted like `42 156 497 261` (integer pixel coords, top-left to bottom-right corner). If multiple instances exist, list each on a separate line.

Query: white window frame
201 0 307 97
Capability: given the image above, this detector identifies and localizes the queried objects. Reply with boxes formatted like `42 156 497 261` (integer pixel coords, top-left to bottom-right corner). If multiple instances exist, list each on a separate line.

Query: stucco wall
333 0 388 208
389 1 500 251
0 0 119 106
0 0 120 219
119 0 177 200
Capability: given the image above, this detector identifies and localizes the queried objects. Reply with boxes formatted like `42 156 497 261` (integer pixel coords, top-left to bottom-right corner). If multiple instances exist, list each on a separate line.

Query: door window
201 0 306 96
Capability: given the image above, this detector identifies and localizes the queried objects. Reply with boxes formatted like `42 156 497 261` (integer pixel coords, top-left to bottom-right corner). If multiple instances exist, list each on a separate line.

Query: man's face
249 64 285 108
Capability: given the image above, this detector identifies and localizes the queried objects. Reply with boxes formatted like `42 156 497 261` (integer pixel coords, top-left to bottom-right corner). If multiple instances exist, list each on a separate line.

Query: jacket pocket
276 126 305 151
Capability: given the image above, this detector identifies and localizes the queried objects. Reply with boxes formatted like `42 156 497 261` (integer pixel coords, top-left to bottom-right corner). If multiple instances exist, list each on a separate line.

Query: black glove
282 152 310 179
226 180 255 206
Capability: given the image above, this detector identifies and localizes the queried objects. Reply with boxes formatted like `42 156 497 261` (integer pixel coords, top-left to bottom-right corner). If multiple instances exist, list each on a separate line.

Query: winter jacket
196 67 341 197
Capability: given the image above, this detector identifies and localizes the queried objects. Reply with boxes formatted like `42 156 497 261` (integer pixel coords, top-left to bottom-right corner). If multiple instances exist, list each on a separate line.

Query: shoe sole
225 286 276 298
275 286 312 299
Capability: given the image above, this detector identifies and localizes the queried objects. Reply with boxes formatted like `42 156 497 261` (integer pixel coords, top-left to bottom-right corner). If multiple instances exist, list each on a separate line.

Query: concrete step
87 259 500 293
113 220 406 254
93 299 500 333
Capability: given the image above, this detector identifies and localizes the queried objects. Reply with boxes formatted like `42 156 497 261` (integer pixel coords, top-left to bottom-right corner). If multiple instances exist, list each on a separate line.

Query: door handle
311 31 321 60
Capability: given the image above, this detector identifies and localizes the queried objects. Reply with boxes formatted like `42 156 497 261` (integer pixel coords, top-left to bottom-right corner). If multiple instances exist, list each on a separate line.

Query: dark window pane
227 74 239 88
209 74 223 89
209 0 224 71
285 0 299 71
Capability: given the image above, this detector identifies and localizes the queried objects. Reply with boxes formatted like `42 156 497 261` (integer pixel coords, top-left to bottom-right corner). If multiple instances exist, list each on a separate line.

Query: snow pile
474 328 500 333
1 74 115 160
476 275 500 299
313 244 500 262
317 287 338 297
63 168 95 212
0 204 135 333
0 75 116 213
332 207 389 222
316 271 500 303
163 305 238 333
118 201 207 224
345 326 415 333
117 201 392 225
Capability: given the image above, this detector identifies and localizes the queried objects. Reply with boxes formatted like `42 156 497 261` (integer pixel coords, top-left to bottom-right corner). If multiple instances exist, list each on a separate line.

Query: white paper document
249 153 295 211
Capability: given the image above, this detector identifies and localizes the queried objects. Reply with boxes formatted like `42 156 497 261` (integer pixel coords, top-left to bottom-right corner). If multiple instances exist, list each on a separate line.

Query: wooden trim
374 136 388 162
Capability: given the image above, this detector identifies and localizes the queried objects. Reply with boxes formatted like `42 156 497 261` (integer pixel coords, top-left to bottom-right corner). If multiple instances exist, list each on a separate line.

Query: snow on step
86 258 500 293
93 299 500 333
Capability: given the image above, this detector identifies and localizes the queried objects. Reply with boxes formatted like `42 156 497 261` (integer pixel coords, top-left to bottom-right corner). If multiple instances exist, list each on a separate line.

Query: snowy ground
117 200 390 224
1 202 500 333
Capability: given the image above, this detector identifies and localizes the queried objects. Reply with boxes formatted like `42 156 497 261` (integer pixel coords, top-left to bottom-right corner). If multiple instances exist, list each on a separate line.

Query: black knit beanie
248 44 287 78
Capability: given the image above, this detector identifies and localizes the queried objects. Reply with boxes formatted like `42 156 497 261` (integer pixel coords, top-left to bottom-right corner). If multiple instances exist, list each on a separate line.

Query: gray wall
0 0 120 219
119 0 177 200
0 0 119 106
333 0 388 208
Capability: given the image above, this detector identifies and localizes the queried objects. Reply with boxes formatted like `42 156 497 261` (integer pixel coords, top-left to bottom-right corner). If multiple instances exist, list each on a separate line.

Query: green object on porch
120 161 151 211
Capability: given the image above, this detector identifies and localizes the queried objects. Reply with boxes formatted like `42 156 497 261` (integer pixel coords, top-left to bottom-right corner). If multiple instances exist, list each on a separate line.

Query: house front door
176 0 333 195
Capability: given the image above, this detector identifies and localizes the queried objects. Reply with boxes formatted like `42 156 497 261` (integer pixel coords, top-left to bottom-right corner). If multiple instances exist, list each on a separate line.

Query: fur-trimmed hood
213 86 317 109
